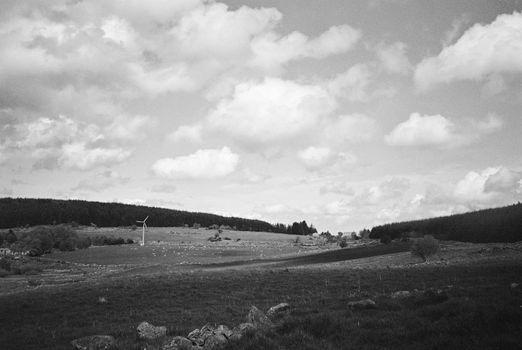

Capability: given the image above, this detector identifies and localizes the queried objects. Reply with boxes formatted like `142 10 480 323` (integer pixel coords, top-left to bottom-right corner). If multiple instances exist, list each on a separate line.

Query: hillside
370 202 522 243
0 197 281 232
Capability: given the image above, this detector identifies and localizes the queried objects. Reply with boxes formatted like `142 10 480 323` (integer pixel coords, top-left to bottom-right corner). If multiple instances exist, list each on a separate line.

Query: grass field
1 227 521 349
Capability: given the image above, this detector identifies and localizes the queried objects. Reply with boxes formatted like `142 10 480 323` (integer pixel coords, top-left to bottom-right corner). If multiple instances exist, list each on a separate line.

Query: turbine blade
144 216 149 222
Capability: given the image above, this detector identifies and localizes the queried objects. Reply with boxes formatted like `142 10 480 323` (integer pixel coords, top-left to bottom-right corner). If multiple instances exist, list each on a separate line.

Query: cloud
152 146 239 179
364 177 411 203
105 115 155 140
74 170 129 192
59 143 131 170
385 113 458 146
327 64 372 102
415 12 522 91
249 24 360 71
298 147 335 170
207 77 336 146
320 182 356 196
385 112 504 147
374 41 411 75
168 124 202 143
454 166 522 204
150 183 177 193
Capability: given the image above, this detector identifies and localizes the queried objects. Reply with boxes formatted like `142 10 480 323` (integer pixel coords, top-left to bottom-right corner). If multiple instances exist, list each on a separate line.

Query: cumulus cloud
168 124 202 143
152 147 239 179
415 12 522 91
385 113 458 146
59 143 131 170
74 170 129 192
298 147 335 170
320 182 356 196
374 41 411 75
322 114 377 143
454 166 522 204
207 78 336 146
385 112 504 147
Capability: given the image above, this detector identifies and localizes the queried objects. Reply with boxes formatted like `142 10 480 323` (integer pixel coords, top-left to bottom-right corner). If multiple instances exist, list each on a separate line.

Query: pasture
0 227 521 349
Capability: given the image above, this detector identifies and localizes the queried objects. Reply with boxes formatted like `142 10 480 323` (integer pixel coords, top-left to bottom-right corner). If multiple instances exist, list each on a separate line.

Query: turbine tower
136 216 149 246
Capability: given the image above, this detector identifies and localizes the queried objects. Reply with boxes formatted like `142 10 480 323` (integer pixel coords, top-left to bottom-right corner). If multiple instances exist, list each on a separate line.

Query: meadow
0 227 521 349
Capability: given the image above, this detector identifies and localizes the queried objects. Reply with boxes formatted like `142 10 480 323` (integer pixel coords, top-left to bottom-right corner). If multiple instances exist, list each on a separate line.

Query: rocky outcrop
347 299 377 309
71 335 115 350
246 306 273 330
391 290 411 299
266 303 291 321
162 336 194 350
137 321 167 340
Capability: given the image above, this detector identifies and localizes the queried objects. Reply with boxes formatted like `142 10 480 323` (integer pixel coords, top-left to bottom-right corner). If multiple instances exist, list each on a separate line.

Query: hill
370 202 522 243
0 197 282 232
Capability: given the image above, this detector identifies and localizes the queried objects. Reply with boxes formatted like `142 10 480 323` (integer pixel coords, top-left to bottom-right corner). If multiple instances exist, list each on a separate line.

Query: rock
246 306 273 329
347 299 377 310
266 303 291 321
187 324 215 347
71 335 115 350
214 325 232 339
229 323 255 341
511 282 519 289
162 336 193 350
391 291 411 299
137 321 167 340
203 333 227 350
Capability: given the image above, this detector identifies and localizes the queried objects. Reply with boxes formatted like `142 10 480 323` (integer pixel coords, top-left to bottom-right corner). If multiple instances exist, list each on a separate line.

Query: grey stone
246 306 273 329
162 336 193 350
71 335 115 350
266 303 291 320
229 323 255 342
203 334 227 350
347 299 377 309
137 321 167 340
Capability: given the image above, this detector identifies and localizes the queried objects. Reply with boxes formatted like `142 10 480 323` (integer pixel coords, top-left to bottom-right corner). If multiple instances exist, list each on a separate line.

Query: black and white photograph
1 0 521 349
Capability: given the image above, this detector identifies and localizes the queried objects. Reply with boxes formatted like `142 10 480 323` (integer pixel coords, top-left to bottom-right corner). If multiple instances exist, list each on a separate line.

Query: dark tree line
370 202 522 243
0 198 292 232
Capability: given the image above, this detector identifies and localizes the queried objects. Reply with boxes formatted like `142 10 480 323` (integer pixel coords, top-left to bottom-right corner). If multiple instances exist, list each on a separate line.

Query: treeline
370 202 522 243
273 221 318 235
0 198 285 232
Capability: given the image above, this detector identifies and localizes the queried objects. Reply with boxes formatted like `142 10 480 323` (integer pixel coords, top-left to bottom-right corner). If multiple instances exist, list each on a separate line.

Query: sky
1 0 522 233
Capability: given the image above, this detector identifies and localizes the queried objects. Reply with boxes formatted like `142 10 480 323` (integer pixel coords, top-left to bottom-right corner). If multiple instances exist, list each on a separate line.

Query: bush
5 229 17 244
380 234 392 245
126 239 134 244
411 235 439 262
339 236 348 248
0 268 9 277
76 236 92 249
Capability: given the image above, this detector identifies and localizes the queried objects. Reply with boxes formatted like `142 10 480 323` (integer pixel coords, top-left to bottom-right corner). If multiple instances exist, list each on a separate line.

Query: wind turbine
136 216 149 246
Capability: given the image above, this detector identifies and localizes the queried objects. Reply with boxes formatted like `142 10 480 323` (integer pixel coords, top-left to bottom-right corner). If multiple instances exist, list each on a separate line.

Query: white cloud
207 77 336 146
327 64 372 102
168 124 202 143
152 147 239 179
375 41 411 75
415 12 522 91
150 183 177 193
74 170 129 192
105 115 155 141
454 166 522 204
59 143 131 170
385 113 460 147
298 147 335 170
320 182 355 196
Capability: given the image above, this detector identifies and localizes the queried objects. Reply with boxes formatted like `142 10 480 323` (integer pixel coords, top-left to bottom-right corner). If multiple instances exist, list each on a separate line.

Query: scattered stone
187 324 214 346
137 321 167 340
162 336 193 350
229 323 255 341
246 306 273 329
266 303 291 321
391 291 411 299
511 282 519 289
347 299 377 310
71 335 115 350
203 333 227 350
214 325 232 339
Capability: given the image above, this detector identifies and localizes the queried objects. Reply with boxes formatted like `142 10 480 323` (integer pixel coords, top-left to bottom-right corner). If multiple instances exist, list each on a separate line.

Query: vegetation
0 197 287 232
0 263 521 349
370 202 522 243
410 235 440 262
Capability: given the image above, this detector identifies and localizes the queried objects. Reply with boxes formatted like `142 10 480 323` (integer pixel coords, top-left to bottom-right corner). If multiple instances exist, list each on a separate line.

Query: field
1 227 522 349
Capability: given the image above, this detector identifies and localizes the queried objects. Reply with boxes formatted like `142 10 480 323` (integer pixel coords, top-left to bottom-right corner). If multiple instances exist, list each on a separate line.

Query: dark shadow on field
197 242 410 269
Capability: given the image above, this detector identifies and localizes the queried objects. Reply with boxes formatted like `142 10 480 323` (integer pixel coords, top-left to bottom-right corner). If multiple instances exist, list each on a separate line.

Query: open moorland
1 227 522 349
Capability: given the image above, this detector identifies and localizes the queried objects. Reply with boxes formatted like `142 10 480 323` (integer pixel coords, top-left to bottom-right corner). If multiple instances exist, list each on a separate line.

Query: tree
410 235 439 262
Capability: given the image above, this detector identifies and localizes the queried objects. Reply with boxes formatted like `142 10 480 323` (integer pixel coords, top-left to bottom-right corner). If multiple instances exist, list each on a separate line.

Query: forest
0 197 292 233
370 202 522 243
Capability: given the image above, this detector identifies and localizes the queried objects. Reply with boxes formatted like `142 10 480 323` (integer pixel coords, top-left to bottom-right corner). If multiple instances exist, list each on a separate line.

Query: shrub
58 239 75 251
76 236 92 249
411 235 439 262
5 229 17 244
0 258 12 271
339 236 348 248
380 234 392 245
131 225 137 231
0 268 9 277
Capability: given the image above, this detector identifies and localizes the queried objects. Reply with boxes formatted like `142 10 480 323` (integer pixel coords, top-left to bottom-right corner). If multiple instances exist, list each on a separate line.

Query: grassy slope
1 261 521 350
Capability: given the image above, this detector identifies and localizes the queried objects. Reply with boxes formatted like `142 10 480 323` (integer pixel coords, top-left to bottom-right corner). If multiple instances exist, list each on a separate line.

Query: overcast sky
1 0 521 232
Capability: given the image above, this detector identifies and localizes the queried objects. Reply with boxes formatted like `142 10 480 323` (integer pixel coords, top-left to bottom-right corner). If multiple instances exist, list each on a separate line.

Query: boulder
187 324 215 347
229 323 255 341
246 306 273 329
162 336 193 350
214 325 232 339
71 335 115 350
137 321 167 340
347 299 377 310
391 291 411 299
203 334 227 350
266 303 291 321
